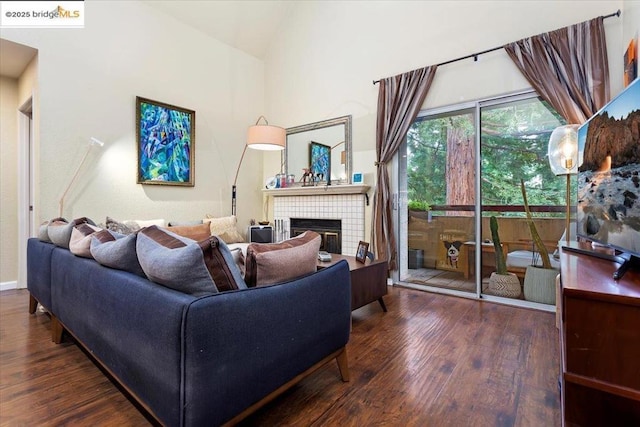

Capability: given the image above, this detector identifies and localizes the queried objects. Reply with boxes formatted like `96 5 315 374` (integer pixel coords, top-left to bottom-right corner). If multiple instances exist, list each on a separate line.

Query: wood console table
559 248 640 425
317 255 388 312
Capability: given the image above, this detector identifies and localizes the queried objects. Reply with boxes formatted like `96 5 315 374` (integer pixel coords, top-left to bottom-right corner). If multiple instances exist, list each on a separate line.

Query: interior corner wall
0 76 19 284
0 0 266 232
264 0 626 244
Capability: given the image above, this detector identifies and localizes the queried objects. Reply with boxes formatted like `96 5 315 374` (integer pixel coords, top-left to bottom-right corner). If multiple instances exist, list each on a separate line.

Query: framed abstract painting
309 141 330 182
136 96 195 186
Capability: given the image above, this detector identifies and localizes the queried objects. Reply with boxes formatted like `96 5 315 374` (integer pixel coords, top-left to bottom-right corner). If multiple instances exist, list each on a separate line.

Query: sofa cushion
134 218 166 228
48 217 96 248
69 223 102 258
203 215 244 243
167 223 211 241
245 231 321 287
137 226 246 295
90 230 146 277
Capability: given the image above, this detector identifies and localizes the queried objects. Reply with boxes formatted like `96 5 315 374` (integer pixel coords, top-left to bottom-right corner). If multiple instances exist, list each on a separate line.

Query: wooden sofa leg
28 294 38 314
51 315 64 344
336 348 350 382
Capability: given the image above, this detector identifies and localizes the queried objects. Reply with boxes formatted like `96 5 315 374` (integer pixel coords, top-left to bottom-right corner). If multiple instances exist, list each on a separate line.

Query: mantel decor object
136 97 195 186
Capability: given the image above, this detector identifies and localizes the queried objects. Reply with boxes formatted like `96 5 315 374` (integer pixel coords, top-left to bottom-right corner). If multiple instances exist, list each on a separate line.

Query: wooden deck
0 287 560 426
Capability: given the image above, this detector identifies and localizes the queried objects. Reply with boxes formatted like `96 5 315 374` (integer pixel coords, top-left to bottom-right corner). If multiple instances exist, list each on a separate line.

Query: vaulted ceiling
142 0 295 59
1 1 294 79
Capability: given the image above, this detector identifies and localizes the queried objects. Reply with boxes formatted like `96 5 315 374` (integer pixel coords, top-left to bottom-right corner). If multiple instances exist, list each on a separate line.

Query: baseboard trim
0 281 18 291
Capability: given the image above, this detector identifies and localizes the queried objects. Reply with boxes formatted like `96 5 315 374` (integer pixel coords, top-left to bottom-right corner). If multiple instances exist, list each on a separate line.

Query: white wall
0 0 266 233
0 76 19 285
265 0 627 241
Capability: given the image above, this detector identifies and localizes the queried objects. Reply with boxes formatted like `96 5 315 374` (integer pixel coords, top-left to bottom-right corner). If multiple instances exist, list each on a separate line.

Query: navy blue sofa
26 238 351 426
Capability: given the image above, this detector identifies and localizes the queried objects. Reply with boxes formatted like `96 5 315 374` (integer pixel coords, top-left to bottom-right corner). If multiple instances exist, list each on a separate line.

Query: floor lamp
59 137 105 217
232 116 285 216
548 125 579 242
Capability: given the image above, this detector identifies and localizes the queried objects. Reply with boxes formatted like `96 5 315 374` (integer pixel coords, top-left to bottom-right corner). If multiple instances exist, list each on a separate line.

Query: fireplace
290 218 342 254
272 191 367 256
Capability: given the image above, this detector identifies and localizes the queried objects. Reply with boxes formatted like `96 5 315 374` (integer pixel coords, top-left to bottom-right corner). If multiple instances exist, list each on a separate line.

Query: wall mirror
284 115 352 185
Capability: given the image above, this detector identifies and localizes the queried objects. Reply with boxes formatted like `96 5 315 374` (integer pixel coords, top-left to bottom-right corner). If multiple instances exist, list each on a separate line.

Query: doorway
17 97 34 289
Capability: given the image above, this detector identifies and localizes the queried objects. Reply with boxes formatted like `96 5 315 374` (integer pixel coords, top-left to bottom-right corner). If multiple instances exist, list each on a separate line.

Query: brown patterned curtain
504 17 610 123
372 66 437 270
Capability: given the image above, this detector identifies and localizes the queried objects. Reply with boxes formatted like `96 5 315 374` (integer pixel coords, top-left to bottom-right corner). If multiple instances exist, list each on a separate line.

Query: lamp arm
233 144 249 188
232 144 249 216
58 144 94 217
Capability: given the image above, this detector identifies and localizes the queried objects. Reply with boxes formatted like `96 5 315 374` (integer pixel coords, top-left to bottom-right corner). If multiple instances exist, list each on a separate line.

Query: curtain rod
372 9 621 85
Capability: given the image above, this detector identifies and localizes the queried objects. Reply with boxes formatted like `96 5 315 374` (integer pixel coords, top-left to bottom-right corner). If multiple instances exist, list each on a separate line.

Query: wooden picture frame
136 96 195 186
355 240 369 264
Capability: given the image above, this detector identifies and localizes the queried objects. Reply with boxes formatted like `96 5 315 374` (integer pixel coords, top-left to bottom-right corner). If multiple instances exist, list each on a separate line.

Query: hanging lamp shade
247 116 286 151
548 124 579 175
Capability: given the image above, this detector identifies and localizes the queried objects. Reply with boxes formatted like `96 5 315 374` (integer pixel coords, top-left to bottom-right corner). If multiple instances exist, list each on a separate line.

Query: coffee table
317 254 388 312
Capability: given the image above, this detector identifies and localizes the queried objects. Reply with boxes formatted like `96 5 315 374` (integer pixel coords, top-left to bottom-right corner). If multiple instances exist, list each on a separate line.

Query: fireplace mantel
263 184 369 197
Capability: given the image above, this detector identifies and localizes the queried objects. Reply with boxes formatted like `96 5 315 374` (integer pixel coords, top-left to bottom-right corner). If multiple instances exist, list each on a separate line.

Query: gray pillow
105 216 140 235
136 225 247 296
90 230 146 277
37 219 58 242
48 217 96 249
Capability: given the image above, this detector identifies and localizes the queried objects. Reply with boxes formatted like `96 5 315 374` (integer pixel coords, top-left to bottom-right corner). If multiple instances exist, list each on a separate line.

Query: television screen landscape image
577 78 640 258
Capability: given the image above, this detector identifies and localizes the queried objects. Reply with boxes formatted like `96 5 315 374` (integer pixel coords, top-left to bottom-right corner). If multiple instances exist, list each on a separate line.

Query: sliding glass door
399 104 478 295
398 91 566 305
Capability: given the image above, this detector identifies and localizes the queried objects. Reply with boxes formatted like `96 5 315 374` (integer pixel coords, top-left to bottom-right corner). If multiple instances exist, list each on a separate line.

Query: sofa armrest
50 249 197 426
27 238 56 312
181 260 351 426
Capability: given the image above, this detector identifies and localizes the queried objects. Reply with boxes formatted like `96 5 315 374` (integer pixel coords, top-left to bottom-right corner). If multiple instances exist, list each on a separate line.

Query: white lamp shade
548 124 579 175
247 124 286 151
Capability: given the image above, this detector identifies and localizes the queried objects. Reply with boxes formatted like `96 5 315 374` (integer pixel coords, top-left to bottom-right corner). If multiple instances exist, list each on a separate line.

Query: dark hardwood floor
0 287 560 426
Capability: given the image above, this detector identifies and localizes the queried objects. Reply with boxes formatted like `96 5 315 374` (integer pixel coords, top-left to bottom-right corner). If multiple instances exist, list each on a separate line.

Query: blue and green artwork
310 141 330 181
137 97 195 185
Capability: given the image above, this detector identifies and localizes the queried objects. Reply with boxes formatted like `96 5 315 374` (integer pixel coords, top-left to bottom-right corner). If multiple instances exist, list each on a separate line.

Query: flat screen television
575 77 640 278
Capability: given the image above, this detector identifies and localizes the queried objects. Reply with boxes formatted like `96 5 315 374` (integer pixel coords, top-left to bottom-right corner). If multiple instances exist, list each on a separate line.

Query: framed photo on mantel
136 96 195 186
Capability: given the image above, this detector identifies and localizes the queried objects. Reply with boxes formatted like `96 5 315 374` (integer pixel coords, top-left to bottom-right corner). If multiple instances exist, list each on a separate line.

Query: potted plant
487 215 522 298
408 200 432 222
520 179 558 305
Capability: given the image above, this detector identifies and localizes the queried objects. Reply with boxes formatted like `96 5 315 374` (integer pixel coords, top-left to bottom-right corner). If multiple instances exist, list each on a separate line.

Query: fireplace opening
290 218 342 254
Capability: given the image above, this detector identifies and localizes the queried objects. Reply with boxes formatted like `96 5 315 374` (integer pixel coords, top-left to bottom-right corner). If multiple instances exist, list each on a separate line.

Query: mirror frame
284 115 352 184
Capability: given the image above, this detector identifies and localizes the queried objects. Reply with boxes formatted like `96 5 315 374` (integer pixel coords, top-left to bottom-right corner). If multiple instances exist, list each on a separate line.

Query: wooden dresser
559 248 640 425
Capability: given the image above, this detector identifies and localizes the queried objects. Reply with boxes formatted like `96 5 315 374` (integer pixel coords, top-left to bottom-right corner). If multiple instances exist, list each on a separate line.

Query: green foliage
406 115 450 207
490 216 508 275
406 95 568 212
408 200 431 211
